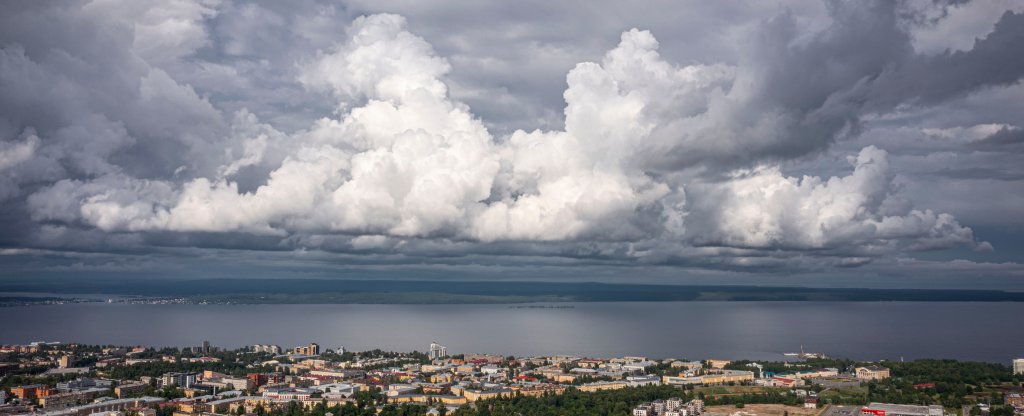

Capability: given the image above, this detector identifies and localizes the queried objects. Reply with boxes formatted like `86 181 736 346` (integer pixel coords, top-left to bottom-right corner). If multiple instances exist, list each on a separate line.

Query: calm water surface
3 302 1022 363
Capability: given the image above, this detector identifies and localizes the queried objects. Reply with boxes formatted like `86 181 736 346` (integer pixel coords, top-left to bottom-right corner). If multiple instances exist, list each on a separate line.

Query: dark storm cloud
0 0 1022 282
971 125 1024 149
867 10 1024 108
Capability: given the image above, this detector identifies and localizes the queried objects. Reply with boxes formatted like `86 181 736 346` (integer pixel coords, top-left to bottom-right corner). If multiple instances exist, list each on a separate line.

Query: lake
3 302 1022 363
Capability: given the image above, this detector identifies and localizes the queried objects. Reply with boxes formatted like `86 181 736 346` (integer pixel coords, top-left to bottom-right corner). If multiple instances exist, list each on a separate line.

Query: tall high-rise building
429 342 447 360
160 372 198 388
293 342 320 355
1014 358 1024 375
253 344 281 354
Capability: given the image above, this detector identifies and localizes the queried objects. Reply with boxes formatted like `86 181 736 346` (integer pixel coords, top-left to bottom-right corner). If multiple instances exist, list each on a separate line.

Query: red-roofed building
771 377 798 388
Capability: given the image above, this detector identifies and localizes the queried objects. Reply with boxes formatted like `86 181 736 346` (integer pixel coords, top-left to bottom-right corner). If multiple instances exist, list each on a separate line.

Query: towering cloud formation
2 0 1020 276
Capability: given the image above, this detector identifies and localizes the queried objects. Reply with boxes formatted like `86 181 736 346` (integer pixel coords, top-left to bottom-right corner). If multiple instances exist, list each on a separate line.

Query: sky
1 0 1023 288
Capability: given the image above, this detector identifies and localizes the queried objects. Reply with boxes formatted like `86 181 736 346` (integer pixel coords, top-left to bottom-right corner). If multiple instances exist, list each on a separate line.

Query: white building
429 342 447 360
626 375 662 387
1013 358 1024 375
633 405 653 416
159 372 198 388
633 398 702 416
252 344 281 354
862 403 943 416
623 361 658 372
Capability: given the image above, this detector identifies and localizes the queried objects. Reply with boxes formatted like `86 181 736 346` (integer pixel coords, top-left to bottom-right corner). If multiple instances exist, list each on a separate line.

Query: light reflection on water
5 301 1022 363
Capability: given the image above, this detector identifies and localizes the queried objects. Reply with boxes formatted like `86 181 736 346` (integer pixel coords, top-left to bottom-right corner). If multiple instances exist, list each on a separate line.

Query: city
1 342 1022 416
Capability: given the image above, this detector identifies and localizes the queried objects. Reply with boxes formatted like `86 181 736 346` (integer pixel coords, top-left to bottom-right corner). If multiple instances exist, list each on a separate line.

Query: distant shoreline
5 291 1024 306
3 278 1024 305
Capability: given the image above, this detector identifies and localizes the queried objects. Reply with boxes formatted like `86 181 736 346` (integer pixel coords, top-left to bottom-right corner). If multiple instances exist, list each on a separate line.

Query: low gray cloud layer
1 0 1022 283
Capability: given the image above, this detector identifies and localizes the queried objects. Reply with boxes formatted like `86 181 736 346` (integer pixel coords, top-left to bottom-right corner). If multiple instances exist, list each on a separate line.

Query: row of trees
449 385 688 416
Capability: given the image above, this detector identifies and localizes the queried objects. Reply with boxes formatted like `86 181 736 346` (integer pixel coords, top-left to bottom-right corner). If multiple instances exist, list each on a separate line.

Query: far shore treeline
3 278 1024 305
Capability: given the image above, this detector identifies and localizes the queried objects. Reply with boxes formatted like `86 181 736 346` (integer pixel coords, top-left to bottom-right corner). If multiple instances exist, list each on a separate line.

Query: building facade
861 403 943 416
293 343 320 355
855 366 891 381
429 342 447 360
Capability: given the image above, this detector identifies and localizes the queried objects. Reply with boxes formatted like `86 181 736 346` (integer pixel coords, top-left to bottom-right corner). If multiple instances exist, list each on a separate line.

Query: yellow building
707 360 731 369
553 373 577 383
663 376 701 386
577 381 627 392
855 366 890 380
513 384 566 397
293 343 320 355
388 395 468 406
663 370 754 386
701 370 754 385
431 373 454 384
671 361 703 371
462 389 514 401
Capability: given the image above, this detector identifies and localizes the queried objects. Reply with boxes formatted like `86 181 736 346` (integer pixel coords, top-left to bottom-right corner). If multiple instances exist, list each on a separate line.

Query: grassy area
698 386 788 395
817 386 868 403
706 404 821 416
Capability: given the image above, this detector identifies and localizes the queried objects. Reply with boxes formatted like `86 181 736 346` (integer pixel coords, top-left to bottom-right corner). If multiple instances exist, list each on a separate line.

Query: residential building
663 370 754 386
263 387 315 401
11 384 53 400
805 397 819 409
623 361 658 372
634 404 653 416
578 381 627 392
115 382 148 398
465 354 504 364
247 373 284 388
513 384 565 397
626 375 661 387
217 377 252 391
671 361 703 372
40 392 96 409
160 372 199 388
293 343 320 355
705 370 753 384
462 389 513 401
633 398 703 416
252 345 281 354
